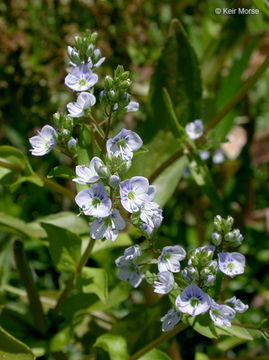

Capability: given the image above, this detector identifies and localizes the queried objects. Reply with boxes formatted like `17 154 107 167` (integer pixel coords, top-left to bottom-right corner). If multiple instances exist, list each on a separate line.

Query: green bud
115 65 124 77
90 32 98 44
104 76 114 91
121 71 130 80
120 79 131 89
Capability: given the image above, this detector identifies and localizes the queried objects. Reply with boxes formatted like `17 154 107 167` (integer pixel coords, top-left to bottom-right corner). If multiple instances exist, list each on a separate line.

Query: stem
204 55 269 133
0 160 75 199
100 107 113 157
91 125 96 156
52 237 96 320
231 322 269 332
149 55 269 183
128 323 189 360
13 240 48 335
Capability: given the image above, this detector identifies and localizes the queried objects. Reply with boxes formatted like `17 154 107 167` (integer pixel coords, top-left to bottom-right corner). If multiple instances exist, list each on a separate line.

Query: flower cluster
74 128 163 242
115 215 248 332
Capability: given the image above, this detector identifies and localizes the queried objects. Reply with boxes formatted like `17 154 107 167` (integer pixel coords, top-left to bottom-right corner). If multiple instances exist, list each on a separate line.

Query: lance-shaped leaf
0 327 35 360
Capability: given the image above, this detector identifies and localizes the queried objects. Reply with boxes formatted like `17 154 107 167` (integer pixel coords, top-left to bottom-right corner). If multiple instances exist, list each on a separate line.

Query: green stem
149 55 269 183
0 160 23 172
128 322 189 360
52 237 96 320
100 107 113 157
13 240 48 336
231 322 269 332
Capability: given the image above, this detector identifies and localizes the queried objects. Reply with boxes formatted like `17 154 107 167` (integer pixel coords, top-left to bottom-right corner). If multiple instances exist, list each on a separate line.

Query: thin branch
13 240 48 335
231 322 269 332
128 323 189 360
52 237 96 320
100 107 113 157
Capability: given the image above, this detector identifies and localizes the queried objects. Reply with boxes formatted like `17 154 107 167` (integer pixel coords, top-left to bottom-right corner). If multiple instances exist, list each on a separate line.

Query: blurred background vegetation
0 0 269 359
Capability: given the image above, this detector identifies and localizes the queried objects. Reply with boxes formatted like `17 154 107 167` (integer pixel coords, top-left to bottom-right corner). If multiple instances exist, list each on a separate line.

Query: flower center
78 79 86 86
127 190 135 200
163 253 171 261
92 197 101 207
116 139 126 149
45 141 51 149
190 297 199 307
226 262 234 271
212 309 219 317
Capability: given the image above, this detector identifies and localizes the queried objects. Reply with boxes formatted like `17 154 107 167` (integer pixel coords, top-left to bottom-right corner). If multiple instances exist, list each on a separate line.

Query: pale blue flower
185 120 203 140
175 284 210 316
213 149 225 164
119 176 151 213
153 271 174 294
89 208 125 241
225 296 248 313
29 125 57 156
126 101 139 112
67 137 77 150
218 252 245 277
92 48 105 68
141 223 154 236
158 246 186 273
75 182 111 217
161 309 182 332
109 175 120 188
209 299 236 327
124 245 141 260
73 157 102 185
140 202 163 230
115 257 142 288
67 92 96 118
106 128 142 161
65 65 98 91
200 150 210 160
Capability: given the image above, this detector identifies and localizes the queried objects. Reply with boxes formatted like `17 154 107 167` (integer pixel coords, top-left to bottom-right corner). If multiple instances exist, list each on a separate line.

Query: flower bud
67 137 77 152
104 76 114 91
115 65 124 77
212 232 222 246
109 175 120 188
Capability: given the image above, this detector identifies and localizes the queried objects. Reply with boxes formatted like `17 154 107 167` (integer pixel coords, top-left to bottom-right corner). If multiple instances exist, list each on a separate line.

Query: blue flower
119 176 152 213
218 252 245 277
225 296 248 313
123 245 141 260
73 157 103 185
106 128 142 161
161 309 182 332
185 120 203 140
158 246 186 273
153 271 174 294
140 201 163 230
175 284 210 316
67 92 96 118
65 65 98 91
75 182 111 217
89 208 125 241
126 101 139 112
212 149 225 164
115 256 142 288
200 150 210 160
209 299 236 327
29 125 57 156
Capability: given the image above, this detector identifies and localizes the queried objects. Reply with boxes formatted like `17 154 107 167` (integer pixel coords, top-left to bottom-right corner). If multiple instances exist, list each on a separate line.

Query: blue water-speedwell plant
28 30 248 337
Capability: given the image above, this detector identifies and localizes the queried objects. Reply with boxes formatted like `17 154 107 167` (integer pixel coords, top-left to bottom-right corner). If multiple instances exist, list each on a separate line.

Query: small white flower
209 299 236 327
175 284 210 316
115 257 142 288
73 157 102 185
185 120 203 140
161 309 181 332
123 245 141 260
106 128 142 161
158 246 186 273
29 125 57 156
153 271 174 294
218 252 245 277
225 296 248 313
140 201 163 229
126 101 139 113
199 150 210 160
67 92 96 118
212 149 225 164
65 64 98 91
119 176 151 213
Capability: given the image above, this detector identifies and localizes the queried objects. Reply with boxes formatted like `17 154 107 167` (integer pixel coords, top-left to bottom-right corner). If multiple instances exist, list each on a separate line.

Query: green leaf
41 223 82 272
0 327 35 360
94 334 129 360
153 156 188 206
126 131 179 179
187 313 219 339
188 154 223 213
91 232 132 254
216 322 253 340
162 88 185 140
80 266 108 302
145 19 202 141
253 0 269 16
0 212 43 239
47 165 75 179
195 352 210 360
50 326 71 352
138 349 171 360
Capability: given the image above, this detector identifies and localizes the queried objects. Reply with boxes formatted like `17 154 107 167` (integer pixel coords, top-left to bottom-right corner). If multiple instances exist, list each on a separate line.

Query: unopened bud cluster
212 215 243 247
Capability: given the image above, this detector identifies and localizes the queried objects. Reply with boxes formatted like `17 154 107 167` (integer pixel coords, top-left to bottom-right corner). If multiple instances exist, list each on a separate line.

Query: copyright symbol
215 8 222 14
